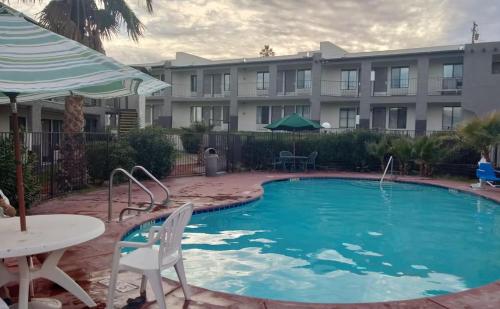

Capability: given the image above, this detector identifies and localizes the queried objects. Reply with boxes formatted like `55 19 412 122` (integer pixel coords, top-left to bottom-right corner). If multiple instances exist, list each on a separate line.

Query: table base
0 250 96 308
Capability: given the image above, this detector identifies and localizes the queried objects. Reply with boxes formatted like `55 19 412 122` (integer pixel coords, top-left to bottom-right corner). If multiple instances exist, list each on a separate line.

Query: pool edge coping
114 174 500 308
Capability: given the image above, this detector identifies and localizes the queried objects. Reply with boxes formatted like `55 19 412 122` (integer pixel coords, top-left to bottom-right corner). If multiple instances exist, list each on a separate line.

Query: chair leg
107 251 121 309
144 270 167 309
174 258 192 300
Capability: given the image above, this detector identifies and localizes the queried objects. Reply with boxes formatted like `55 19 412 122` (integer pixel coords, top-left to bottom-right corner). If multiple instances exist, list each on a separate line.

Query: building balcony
150 89 168 97
277 80 312 96
321 80 360 97
428 77 463 95
372 78 417 96
238 82 269 97
203 90 231 98
172 83 197 98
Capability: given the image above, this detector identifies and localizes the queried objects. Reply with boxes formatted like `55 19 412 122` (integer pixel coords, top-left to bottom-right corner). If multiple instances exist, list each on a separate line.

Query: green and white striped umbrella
0 3 168 232
0 4 168 103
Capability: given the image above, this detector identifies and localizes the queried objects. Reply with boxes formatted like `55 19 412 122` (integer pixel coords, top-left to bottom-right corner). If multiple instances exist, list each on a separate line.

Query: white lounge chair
107 202 194 309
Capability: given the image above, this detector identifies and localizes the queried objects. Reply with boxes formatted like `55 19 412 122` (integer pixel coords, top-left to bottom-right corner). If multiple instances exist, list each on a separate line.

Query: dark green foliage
180 123 212 154
86 140 136 184
126 127 176 178
241 130 381 171
0 136 40 209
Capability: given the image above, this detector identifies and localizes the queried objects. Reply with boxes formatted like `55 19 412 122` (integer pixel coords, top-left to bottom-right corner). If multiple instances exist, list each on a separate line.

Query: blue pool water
123 179 500 303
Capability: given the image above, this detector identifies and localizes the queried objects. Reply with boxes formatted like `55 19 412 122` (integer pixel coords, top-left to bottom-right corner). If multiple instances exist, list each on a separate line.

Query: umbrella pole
8 93 27 232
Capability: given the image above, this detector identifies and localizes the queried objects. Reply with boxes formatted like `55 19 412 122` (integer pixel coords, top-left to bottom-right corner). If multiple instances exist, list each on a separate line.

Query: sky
6 0 500 64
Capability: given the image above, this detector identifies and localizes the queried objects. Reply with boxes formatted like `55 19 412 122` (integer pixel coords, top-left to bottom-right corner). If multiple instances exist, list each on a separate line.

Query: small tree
390 137 413 175
459 112 500 162
413 136 440 176
367 136 391 172
259 45 275 57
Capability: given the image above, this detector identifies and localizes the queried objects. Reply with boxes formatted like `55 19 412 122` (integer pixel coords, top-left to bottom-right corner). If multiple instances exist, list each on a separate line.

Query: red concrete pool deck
5 171 500 308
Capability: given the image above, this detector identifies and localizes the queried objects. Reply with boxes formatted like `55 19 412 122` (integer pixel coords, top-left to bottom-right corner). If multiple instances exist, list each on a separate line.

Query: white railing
380 155 394 185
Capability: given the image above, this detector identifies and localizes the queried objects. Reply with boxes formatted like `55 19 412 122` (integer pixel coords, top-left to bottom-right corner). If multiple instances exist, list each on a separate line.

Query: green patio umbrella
265 113 322 156
0 4 169 231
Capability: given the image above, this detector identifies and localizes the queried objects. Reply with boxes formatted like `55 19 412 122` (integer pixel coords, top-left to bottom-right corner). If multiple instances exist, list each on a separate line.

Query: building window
256 106 270 124
284 105 295 117
297 69 311 89
339 108 357 128
388 107 407 129
442 106 462 130
341 70 358 90
296 105 310 118
224 73 230 91
271 106 282 122
190 106 202 123
190 75 197 92
256 72 269 90
391 67 409 88
492 54 500 74
223 106 229 124
443 64 463 89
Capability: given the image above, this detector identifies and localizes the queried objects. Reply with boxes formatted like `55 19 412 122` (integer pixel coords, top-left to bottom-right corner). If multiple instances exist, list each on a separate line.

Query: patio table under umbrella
265 113 322 155
0 4 169 232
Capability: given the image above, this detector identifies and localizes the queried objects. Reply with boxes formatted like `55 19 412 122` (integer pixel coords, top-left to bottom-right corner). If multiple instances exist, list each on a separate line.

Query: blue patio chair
279 151 293 170
302 151 318 171
476 162 500 187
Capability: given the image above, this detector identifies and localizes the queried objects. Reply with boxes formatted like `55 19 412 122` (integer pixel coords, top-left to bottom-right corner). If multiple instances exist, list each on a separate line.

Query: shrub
459 112 500 161
180 122 212 154
0 136 40 210
86 140 136 184
241 130 381 171
126 127 176 178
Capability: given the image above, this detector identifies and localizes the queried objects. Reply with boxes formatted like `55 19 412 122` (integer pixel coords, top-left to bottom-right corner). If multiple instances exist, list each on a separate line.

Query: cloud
6 0 500 64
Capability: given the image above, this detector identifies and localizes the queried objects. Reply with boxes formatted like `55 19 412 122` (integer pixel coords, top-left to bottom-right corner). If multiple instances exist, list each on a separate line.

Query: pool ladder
380 156 394 185
108 166 170 222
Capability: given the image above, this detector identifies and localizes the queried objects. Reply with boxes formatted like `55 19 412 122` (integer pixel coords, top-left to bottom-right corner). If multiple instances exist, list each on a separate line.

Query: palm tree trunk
60 95 86 190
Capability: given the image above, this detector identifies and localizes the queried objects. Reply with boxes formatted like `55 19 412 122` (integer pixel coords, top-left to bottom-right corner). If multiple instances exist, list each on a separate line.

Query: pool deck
5 171 500 308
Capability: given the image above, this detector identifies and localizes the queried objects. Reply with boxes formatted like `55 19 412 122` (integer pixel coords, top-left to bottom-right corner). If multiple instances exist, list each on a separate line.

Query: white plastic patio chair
107 202 194 309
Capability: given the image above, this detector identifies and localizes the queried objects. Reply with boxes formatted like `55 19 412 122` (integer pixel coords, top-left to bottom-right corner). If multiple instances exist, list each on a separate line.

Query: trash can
204 148 218 177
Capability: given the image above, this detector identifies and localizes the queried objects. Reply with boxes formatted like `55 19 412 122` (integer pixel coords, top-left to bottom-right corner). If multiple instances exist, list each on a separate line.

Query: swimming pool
123 178 500 303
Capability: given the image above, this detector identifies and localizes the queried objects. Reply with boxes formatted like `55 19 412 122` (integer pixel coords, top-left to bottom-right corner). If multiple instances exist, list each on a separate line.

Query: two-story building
3 40 500 136
131 40 499 135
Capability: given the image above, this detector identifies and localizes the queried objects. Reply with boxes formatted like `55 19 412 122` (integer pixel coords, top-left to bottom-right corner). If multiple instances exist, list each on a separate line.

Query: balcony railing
372 78 417 96
203 90 230 98
428 77 463 95
321 80 359 97
172 83 197 98
277 80 312 96
238 82 269 97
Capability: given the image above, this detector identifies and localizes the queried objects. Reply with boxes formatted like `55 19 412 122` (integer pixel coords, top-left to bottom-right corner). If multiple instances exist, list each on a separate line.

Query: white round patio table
0 215 105 308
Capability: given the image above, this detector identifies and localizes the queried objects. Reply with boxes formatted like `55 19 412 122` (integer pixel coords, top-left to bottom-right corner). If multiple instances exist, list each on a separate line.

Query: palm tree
259 45 275 57
366 136 391 172
19 0 153 188
459 112 500 162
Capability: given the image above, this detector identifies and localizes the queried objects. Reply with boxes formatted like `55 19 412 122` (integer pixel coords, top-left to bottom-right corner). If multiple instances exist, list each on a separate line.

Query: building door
284 70 296 94
373 67 387 94
372 107 386 129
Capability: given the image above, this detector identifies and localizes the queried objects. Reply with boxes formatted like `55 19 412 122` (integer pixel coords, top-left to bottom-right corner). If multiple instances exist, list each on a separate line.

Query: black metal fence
0 129 481 204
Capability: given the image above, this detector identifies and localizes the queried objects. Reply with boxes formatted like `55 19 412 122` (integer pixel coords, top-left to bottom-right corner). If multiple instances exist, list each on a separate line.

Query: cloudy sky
7 0 500 64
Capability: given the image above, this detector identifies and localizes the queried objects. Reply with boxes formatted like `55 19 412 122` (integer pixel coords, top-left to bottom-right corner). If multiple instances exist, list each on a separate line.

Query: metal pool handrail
108 168 155 223
129 165 170 205
380 156 394 185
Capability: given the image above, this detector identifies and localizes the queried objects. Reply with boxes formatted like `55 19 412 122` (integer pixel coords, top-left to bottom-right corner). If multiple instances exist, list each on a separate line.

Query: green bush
126 127 176 178
241 130 381 171
0 136 40 210
86 140 136 184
